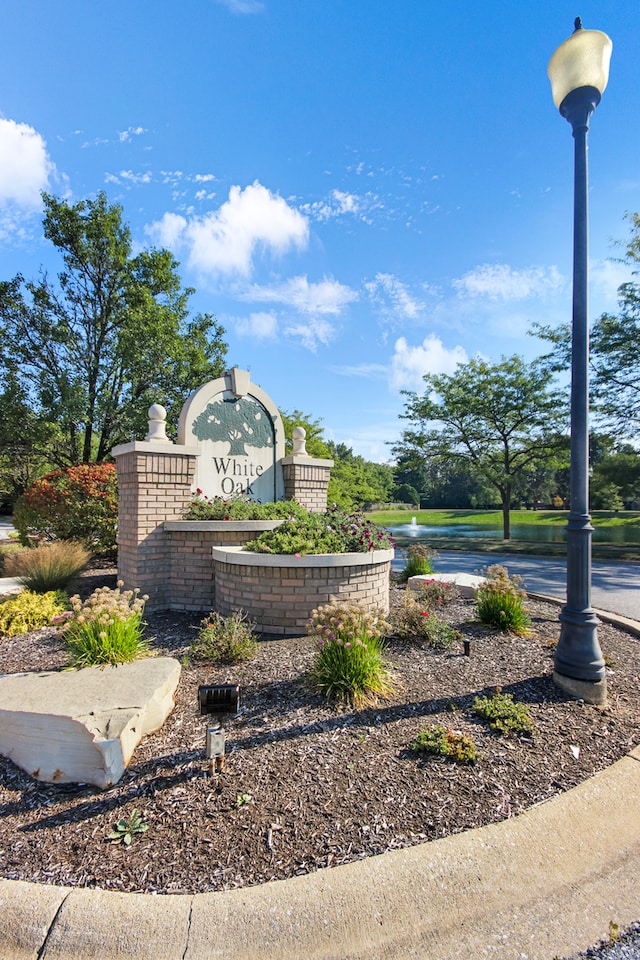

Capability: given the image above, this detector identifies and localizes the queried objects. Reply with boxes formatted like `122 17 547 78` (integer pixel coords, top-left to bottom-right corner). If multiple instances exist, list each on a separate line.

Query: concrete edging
1 747 639 960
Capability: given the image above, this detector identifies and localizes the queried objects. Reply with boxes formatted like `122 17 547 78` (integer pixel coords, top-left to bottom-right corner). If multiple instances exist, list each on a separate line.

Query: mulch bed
0 567 638 895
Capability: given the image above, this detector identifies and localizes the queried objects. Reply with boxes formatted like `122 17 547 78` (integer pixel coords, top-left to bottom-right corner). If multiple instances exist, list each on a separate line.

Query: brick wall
212 549 393 635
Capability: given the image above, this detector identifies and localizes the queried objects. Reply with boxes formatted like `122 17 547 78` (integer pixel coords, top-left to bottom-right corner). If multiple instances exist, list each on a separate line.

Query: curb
1 748 639 960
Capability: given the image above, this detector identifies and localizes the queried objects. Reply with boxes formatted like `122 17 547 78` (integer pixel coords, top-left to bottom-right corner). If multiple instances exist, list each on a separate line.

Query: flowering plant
475 565 531 635
60 581 150 666
306 601 395 707
247 504 394 555
390 590 460 649
185 493 308 521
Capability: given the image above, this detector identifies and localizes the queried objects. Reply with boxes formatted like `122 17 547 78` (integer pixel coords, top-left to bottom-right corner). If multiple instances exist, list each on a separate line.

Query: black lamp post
548 19 612 705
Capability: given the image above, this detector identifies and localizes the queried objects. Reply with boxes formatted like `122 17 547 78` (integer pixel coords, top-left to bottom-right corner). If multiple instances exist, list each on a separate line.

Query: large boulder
0 657 181 789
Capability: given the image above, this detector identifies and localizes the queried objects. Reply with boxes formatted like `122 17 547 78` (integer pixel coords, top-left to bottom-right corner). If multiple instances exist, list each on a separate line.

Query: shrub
416 579 460 610
412 725 478 764
473 688 534 736
475 565 531 635
193 610 258 664
390 591 460 650
399 543 437 581
13 463 118 554
0 589 68 637
185 493 309 521
306 601 395 707
4 541 90 592
247 504 394 555
61 582 150 667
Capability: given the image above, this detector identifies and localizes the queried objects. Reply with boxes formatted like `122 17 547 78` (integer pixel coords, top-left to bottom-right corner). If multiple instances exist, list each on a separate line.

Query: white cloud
150 211 188 249
452 263 564 301
236 311 278 339
365 273 426 320
118 126 146 142
249 275 357 315
389 335 468 392
301 188 380 224
590 258 634 308
283 316 335 351
147 181 309 277
107 169 153 185
0 118 53 208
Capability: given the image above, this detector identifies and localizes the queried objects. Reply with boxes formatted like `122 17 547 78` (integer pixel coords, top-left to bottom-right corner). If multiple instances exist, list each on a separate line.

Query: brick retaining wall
211 547 393 634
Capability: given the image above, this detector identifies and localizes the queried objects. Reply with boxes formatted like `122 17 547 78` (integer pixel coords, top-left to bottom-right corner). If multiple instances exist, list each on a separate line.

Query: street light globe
548 19 612 110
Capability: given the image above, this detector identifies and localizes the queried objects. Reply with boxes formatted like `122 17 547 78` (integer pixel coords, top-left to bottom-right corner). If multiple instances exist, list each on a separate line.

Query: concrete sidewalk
1 745 639 960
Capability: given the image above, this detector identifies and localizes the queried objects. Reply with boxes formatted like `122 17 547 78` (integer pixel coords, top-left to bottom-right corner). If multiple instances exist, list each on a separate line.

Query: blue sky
1 0 639 462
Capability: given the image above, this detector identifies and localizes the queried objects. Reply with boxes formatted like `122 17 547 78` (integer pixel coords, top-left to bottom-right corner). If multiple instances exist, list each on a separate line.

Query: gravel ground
1 567 638 902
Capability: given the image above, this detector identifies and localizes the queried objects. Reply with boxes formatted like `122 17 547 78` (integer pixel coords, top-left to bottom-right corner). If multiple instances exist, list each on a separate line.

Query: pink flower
295 552 301 558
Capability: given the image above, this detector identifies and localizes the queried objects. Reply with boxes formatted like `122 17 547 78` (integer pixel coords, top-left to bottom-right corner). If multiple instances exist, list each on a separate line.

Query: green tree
394 356 568 539
533 211 640 437
0 192 227 465
280 410 394 510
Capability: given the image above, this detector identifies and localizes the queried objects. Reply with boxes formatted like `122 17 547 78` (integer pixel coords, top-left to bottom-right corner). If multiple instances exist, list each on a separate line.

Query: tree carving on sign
192 397 274 456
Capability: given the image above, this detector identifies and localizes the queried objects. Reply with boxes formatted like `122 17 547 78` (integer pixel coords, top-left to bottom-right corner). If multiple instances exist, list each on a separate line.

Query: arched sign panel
178 368 285 502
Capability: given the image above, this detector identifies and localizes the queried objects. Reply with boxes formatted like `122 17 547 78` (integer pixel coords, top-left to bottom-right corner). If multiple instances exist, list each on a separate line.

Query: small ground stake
463 639 472 657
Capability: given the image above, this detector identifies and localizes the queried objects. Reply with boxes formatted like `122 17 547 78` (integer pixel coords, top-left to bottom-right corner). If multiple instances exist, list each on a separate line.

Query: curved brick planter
211 546 394 635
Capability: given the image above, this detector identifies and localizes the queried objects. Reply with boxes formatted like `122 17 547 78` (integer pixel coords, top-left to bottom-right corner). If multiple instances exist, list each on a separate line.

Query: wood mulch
0 567 638 895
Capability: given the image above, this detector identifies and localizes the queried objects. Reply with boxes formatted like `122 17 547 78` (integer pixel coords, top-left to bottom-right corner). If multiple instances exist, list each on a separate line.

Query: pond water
388 520 640 545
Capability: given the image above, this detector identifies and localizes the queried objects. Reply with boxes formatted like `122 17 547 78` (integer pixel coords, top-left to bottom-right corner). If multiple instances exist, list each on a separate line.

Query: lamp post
547 19 612 705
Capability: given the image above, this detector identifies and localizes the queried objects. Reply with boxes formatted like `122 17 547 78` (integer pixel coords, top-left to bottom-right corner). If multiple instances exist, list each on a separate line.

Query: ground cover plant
0 564 638 896
473 688 534 736
411 725 478 764
61 582 150 667
4 541 90 592
247 505 394 555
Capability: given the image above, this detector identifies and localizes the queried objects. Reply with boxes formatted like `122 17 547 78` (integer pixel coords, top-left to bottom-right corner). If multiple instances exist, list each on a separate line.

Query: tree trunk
501 498 511 540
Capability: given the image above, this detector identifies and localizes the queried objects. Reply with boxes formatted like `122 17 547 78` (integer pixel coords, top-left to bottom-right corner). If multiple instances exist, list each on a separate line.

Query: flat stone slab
0 657 181 789
408 571 485 598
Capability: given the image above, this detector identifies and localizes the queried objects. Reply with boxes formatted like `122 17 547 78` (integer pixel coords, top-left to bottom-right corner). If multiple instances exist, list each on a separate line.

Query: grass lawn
365 508 640 529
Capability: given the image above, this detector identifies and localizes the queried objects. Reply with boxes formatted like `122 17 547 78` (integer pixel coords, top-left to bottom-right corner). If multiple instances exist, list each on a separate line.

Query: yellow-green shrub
0 590 68 637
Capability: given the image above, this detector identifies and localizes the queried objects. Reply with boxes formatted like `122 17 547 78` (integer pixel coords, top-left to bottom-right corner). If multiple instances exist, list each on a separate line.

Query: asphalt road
393 550 640 621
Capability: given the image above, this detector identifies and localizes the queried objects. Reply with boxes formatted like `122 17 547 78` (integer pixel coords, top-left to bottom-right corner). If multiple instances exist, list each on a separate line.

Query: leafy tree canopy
532 211 640 437
394 355 568 538
0 192 228 465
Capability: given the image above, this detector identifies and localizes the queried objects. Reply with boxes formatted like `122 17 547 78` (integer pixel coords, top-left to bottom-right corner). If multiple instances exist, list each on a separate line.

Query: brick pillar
281 457 334 512
112 440 199 609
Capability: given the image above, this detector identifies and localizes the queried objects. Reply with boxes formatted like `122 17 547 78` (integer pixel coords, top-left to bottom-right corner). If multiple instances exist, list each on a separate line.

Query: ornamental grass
306 601 395 708
4 540 90 593
61 582 150 667
476 565 531 635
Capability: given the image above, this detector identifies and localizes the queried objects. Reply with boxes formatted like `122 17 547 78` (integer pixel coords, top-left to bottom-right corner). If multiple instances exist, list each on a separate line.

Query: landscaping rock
408 571 485 598
0 657 181 789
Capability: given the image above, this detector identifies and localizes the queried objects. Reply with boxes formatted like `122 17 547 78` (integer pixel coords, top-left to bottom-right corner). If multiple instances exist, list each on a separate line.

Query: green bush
399 543 437 582
473 689 534 736
186 493 309 521
247 505 394 555
306 601 395 707
192 610 258 664
476 565 531 635
390 591 460 650
61 583 150 667
13 463 118 554
0 589 68 637
412 725 478 764
4 541 90 592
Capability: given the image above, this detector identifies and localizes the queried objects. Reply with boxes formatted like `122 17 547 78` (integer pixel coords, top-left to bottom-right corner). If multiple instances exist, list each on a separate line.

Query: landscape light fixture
199 684 241 774
547 18 612 704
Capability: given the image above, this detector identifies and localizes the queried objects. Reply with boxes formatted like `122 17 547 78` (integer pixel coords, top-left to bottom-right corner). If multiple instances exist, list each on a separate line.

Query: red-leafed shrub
13 463 118 554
